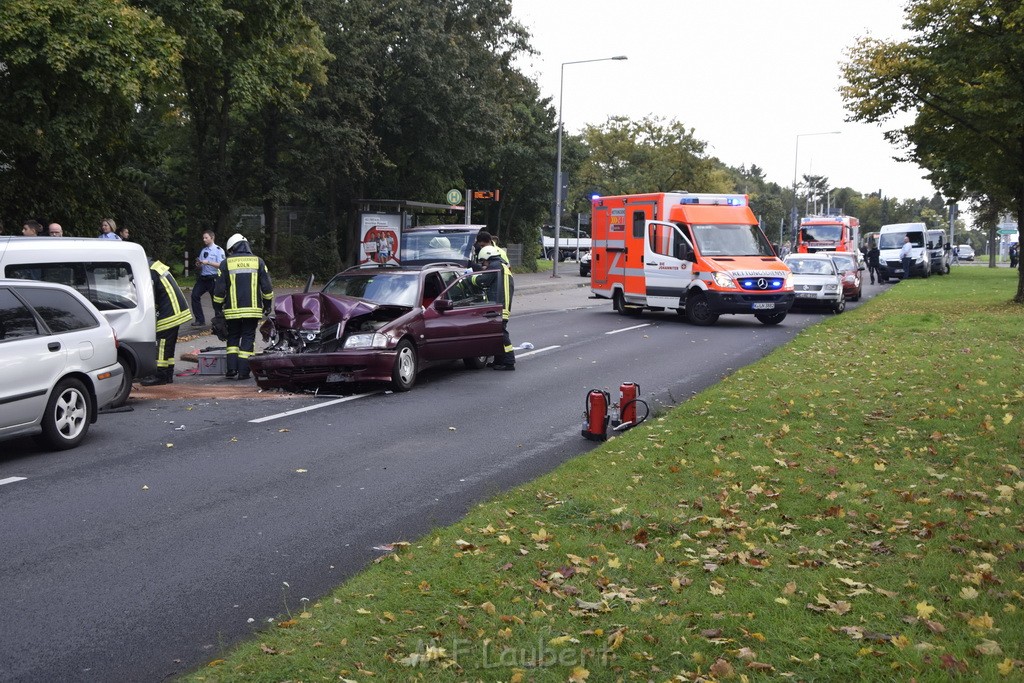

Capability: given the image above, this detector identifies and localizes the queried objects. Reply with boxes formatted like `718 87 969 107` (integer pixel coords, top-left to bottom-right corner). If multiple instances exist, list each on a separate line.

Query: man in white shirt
899 235 914 279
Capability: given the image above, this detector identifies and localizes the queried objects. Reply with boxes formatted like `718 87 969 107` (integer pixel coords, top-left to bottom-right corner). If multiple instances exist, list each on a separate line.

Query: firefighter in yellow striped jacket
141 259 192 386
213 233 274 380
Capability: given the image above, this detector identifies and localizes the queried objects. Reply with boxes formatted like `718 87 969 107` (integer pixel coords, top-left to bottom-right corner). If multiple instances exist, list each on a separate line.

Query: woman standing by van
99 218 121 240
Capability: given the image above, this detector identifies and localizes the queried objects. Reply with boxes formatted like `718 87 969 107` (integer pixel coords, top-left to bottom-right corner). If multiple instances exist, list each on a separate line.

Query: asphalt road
0 275 889 682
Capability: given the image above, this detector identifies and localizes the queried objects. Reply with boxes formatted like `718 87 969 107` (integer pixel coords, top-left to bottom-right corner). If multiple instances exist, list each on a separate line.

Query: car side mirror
433 298 453 312
684 248 696 263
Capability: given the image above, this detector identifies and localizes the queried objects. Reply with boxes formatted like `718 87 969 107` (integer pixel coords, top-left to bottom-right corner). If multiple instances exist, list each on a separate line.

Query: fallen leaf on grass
976 640 1003 656
916 601 936 619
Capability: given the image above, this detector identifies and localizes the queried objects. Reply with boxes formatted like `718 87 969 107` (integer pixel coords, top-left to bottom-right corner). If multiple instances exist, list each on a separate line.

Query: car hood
273 292 397 331
703 256 788 275
790 273 838 285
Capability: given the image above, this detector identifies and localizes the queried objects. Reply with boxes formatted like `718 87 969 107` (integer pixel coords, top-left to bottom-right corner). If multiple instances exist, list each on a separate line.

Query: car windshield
691 224 774 256
830 255 855 271
322 272 420 307
400 230 476 263
800 225 842 242
786 258 835 275
879 230 925 250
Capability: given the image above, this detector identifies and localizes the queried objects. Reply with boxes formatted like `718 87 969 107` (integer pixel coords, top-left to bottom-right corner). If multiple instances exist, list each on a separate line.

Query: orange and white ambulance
796 214 860 253
589 192 795 326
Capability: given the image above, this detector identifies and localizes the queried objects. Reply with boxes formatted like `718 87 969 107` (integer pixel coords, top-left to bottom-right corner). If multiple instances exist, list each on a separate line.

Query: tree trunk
263 107 280 258
1016 202 1024 304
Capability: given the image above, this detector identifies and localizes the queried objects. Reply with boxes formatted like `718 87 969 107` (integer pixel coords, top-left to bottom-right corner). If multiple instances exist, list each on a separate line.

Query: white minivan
926 229 950 275
878 222 930 281
0 237 156 406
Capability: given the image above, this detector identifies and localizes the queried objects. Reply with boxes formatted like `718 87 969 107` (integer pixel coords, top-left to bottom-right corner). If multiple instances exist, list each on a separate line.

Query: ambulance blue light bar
676 193 748 206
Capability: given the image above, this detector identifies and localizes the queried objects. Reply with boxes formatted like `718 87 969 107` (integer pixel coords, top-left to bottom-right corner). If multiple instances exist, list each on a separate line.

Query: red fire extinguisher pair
581 382 649 441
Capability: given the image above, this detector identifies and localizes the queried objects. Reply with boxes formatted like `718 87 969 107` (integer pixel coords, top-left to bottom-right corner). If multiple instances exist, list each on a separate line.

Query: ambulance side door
644 221 694 308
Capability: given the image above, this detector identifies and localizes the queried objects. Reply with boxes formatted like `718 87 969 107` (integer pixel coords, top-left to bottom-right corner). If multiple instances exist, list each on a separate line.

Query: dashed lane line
606 323 652 335
249 391 380 423
0 477 27 486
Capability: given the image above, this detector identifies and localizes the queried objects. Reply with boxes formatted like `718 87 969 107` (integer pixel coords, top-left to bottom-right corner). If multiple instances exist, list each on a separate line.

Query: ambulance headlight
712 272 736 288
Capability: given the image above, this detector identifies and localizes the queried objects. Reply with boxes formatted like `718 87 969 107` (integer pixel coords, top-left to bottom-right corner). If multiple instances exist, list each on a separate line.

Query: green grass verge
189 268 1023 682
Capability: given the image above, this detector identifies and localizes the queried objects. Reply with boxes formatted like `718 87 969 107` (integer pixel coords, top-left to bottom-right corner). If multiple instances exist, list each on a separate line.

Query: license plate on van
752 302 775 310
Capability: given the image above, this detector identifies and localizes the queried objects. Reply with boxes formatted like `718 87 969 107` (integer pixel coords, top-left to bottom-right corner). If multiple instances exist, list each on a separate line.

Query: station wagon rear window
4 262 139 310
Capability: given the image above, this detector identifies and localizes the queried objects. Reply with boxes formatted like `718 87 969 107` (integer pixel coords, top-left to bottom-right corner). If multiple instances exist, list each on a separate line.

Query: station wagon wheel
108 356 133 408
391 340 418 392
37 378 91 450
685 291 719 326
463 355 488 370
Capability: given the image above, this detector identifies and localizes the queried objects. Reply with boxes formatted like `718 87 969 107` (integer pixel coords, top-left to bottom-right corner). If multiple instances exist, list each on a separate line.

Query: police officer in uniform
213 233 274 380
471 243 515 371
141 259 192 386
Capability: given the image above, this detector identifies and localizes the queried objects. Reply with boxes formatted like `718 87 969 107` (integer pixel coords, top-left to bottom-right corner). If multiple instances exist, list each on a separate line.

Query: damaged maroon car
249 264 505 392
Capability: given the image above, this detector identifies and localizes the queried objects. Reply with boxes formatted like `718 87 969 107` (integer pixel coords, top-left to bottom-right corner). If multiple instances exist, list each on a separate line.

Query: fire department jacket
150 260 192 332
470 254 514 320
212 244 274 320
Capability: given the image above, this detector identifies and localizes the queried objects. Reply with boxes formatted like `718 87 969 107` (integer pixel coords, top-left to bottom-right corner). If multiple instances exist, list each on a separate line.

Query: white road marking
0 477 27 486
515 345 560 358
606 323 651 335
249 392 380 423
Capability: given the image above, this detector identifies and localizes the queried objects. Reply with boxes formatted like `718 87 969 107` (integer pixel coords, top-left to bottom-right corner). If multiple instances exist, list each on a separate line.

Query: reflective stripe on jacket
150 260 191 332
213 251 274 319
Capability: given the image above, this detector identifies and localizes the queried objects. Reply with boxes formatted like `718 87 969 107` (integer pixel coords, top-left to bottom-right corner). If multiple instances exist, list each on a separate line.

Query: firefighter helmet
226 233 247 252
478 245 501 261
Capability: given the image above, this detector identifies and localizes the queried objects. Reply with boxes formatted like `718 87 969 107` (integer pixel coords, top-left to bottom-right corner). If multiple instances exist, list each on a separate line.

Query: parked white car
956 244 975 261
783 253 845 313
0 280 123 450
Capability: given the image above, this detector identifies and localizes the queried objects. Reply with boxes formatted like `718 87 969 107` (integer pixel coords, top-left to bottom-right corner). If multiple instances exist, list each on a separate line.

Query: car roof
785 252 832 259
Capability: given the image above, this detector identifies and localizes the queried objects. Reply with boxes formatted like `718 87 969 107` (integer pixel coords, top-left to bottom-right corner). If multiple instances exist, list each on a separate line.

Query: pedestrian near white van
899 236 913 280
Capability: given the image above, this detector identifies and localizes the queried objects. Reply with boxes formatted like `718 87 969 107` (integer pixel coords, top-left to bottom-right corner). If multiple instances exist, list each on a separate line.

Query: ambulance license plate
752 302 775 310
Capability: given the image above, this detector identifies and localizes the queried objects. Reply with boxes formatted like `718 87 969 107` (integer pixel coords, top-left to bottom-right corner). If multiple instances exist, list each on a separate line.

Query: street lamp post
552 55 627 277
790 130 840 247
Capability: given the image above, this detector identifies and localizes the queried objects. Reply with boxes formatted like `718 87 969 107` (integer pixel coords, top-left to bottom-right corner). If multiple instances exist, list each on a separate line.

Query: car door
420 271 503 361
0 287 66 431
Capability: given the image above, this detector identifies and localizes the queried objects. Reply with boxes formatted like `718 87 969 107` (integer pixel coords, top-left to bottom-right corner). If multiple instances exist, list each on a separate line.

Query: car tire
463 355 488 370
832 296 846 314
37 377 91 450
390 340 417 392
685 291 719 326
754 311 787 325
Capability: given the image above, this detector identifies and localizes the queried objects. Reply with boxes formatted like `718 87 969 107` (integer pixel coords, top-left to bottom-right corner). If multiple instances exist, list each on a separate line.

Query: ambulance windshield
691 224 775 257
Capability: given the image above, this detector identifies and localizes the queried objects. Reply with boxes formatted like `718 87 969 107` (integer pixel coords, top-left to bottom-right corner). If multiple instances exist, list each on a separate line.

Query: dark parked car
827 251 864 301
249 264 505 392
579 251 591 277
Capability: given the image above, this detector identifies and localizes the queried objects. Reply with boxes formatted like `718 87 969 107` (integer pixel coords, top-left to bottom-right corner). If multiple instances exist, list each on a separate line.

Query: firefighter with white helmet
213 233 274 380
470 237 515 370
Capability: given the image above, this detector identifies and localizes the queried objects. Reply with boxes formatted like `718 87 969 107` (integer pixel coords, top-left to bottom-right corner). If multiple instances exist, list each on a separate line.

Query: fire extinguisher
581 389 610 441
611 381 649 432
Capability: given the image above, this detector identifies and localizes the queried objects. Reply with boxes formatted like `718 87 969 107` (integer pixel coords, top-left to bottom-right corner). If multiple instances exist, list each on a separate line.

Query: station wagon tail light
344 333 389 349
711 271 736 289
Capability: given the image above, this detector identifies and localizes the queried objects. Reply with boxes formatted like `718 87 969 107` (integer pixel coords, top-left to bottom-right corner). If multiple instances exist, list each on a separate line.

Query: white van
926 229 950 275
878 222 930 281
0 237 156 406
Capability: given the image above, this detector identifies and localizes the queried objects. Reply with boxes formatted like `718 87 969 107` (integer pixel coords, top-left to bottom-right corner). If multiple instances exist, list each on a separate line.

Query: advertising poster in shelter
359 213 401 265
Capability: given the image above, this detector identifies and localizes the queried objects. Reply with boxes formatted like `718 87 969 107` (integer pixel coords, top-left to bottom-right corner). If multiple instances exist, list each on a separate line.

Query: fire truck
796 214 860 253
589 192 795 326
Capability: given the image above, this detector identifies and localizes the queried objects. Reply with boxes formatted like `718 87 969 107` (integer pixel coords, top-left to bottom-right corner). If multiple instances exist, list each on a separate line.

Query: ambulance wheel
613 291 642 316
685 292 718 326
754 311 787 326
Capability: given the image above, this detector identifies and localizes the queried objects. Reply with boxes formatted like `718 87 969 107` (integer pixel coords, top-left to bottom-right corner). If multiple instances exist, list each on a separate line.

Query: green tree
841 0 1024 301
0 0 181 232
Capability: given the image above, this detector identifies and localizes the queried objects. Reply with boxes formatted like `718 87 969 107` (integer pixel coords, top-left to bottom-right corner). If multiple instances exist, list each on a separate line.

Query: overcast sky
511 0 940 203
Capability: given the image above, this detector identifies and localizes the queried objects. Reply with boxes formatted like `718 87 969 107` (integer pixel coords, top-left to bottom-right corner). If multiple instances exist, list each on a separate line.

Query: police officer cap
478 245 501 261
226 233 247 251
